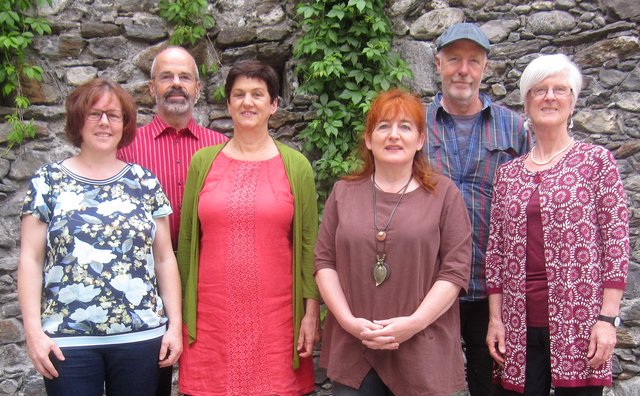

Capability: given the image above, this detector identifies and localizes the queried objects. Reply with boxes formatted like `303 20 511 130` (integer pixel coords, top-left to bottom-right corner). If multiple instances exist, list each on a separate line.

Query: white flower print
44 266 64 286
58 283 101 304
70 305 108 323
42 313 64 333
110 274 147 306
96 198 137 216
134 308 162 327
31 174 49 208
57 190 84 213
107 323 132 334
72 237 116 265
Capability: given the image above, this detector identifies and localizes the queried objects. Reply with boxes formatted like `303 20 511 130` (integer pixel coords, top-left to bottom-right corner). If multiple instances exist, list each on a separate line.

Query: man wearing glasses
423 23 531 396
117 46 227 396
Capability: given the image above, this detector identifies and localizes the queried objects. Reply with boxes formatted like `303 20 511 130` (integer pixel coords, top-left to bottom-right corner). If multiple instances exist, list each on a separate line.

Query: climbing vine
0 0 51 153
158 0 224 100
293 0 412 203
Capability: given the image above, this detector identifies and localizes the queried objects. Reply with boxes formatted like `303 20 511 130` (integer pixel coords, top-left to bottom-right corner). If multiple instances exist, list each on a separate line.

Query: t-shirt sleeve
21 165 53 223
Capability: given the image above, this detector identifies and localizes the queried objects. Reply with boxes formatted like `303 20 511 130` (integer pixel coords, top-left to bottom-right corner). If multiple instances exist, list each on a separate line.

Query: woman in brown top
315 89 472 395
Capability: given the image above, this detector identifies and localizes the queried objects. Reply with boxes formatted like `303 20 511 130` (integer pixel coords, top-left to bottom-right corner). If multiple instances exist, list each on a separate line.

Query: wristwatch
597 314 621 327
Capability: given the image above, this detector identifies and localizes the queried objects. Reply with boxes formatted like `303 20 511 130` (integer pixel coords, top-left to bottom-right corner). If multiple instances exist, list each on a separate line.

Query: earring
568 116 574 130
524 117 531 131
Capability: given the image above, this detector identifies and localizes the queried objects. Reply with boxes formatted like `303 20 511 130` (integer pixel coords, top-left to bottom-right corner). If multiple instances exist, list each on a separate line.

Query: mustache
164 87 189 99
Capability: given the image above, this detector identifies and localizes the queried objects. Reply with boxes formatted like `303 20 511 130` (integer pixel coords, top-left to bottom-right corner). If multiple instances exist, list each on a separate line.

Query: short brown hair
345 88 437 192
65 78 137 148
224 60 279 104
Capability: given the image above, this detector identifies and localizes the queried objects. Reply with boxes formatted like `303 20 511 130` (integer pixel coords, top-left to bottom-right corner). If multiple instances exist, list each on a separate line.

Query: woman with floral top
485 54 629 396
18 78 182 396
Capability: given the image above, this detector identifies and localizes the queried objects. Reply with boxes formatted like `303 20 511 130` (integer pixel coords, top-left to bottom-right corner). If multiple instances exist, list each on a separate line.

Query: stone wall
0 0 638 395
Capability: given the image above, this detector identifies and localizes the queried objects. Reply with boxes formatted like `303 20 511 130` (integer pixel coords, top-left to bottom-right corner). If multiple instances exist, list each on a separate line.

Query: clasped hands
345 315 423 350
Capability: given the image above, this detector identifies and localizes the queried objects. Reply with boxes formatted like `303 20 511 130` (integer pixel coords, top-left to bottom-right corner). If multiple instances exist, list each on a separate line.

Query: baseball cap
435 23 491 53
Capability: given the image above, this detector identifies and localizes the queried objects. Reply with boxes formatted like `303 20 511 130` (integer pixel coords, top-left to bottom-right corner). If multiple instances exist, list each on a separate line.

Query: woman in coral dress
177 60 320 395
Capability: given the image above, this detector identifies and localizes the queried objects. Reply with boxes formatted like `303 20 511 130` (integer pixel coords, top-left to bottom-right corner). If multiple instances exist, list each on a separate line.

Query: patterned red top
486 142 629 392
117 115 228 248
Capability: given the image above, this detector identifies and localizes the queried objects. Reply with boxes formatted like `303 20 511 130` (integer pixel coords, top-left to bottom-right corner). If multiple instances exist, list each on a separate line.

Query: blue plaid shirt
425 93 531 301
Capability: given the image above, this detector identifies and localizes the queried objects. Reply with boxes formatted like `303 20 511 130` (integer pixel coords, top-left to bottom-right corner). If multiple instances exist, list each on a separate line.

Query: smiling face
79 92 123 155
365 114 425 168
227 76 277 132
435 40 488 112
525 73 575 131
149 48 200 118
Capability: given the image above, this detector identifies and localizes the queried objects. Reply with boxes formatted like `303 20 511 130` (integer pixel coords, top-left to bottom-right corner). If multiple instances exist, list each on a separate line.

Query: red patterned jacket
485 141 629 392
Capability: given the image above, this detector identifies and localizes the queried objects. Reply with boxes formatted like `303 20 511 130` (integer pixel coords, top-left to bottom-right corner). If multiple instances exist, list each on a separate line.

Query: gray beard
156 95 194 115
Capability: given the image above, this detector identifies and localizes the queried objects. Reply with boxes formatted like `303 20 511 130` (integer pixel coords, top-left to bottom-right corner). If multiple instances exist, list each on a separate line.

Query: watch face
614 317 621 327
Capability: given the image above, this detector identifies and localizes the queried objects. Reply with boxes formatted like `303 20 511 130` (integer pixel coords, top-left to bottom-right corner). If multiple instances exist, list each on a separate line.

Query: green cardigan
177 140 320 369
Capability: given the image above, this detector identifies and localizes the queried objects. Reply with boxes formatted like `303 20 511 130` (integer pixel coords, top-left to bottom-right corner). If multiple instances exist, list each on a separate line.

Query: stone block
409 8 465 40
0 319 23 344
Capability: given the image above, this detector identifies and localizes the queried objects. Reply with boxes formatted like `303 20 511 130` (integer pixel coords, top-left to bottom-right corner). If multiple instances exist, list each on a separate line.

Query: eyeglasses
153 72 197 85
86 109 124 123
530 86 573 98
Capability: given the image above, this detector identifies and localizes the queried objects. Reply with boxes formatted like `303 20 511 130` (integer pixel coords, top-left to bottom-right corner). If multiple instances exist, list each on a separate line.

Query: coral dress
179 153 315 396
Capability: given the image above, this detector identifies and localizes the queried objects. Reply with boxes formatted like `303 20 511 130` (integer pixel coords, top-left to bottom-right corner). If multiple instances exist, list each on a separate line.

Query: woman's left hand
158 325 183 367
297 300 321 358
360 316 421 350
587 321 617 368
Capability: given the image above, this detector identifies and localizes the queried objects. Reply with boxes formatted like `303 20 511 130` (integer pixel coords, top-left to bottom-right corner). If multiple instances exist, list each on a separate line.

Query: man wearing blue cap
424 22 531 396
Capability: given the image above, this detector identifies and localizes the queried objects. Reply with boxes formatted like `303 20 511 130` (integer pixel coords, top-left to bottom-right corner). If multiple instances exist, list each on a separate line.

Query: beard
156 87 196 115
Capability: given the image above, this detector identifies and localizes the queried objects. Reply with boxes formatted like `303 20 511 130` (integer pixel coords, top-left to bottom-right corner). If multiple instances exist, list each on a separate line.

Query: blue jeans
44 336 162 396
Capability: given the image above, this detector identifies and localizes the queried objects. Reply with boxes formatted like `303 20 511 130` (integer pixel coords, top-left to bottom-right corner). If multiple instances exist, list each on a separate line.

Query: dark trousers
460 299 497 396
44 337 162 396
499 327 604 396
156 365 173 396
332 369 394 396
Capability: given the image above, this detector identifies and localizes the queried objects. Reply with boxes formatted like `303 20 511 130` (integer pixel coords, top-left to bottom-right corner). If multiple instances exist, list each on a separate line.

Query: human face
525 73 575 130
149 48 200 116
227 76 277 131
365 115 425 168
80 92 123 154
435 40 487 110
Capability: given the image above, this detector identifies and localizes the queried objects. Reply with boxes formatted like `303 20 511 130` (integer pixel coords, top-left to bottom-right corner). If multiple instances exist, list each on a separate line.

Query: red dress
179 153 315 396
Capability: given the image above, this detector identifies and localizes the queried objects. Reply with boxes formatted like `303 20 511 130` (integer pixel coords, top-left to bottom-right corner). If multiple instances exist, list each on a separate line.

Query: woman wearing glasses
485 54 629 395
18 78 182 395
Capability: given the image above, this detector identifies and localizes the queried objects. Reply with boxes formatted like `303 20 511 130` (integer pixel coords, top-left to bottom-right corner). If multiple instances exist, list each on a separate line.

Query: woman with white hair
484 54 629 395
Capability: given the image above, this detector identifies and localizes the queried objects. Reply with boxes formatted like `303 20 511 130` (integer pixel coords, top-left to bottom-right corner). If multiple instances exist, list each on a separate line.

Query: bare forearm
410 280 461 330
600 288 623 317
315 268 354 327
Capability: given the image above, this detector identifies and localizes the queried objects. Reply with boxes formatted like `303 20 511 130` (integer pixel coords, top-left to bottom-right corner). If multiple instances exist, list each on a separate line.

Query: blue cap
436 23 491 53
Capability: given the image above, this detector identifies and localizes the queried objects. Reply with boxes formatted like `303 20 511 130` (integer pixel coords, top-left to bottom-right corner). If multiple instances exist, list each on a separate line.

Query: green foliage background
0 0 51 153
293 0 412 205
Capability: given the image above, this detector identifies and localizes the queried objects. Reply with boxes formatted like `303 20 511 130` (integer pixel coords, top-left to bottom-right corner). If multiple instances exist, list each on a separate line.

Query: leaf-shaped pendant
373 255 389 286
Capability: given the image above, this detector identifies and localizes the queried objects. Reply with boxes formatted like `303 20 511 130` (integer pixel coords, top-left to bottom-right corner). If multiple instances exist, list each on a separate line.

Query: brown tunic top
315 176 472 396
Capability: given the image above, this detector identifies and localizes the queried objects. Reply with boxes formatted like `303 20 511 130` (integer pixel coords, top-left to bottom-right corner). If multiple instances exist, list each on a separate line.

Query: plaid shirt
117 115 228 248
425 93 531 301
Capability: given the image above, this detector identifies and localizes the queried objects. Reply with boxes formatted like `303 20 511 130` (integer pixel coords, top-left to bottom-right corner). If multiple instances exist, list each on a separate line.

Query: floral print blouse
21 162 172 339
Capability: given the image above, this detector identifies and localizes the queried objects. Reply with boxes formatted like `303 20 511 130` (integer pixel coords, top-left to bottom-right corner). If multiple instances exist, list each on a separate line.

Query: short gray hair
519 54 582 103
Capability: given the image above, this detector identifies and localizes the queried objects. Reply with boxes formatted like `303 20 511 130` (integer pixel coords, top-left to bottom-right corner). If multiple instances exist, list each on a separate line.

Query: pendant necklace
372 173 412 286
530 137 574 166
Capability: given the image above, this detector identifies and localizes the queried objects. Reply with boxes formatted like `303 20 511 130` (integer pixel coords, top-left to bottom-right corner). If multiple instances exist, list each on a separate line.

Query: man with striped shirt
117 46 227 396
424 23 531 396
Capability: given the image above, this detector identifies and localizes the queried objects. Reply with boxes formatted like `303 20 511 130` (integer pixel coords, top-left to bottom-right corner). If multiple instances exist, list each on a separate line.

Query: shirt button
176 159 181 164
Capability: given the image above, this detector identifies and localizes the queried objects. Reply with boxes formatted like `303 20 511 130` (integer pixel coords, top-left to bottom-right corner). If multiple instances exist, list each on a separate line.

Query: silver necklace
529 137 574 166
372 173 412 287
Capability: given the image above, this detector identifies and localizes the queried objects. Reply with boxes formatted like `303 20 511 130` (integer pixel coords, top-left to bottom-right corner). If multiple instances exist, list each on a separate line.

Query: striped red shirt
117 115 228 248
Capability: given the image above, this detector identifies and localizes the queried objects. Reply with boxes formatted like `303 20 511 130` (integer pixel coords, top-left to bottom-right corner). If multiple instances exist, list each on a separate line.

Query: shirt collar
434 92 493 117
150 115 200 139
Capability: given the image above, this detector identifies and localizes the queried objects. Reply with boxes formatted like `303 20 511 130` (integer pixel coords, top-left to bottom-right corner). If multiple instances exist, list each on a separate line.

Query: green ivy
0 0 52 153
158 0 221 93
293 0 412 204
